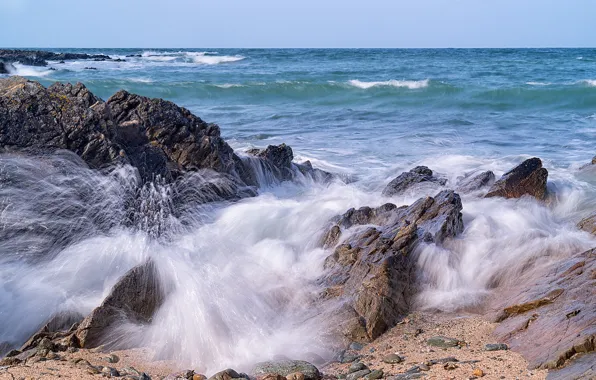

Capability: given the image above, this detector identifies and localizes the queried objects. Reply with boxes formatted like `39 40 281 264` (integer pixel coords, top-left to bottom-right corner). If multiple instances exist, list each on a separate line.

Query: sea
1 48 595 372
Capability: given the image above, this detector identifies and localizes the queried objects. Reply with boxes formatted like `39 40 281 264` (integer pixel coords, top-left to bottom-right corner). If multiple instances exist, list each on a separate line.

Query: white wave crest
6 63 55 77
526 81 552 86
348 79 429 89
581 79 596 87
192 55 245 65
214 83 245 89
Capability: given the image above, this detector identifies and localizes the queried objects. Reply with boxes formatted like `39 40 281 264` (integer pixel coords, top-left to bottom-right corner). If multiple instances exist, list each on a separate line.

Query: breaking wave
347 79 430 89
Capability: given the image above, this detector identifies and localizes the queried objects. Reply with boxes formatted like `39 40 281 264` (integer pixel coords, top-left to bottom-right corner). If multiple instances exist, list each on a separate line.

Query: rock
418 364 430 371
75 260 164 348
84 67 98 70
363 370 382 380
491 247 596 372
339 352 361 363
545 352 595 380
346 369 370 380
106 353 120 363
443 362 458 370
0 49 111 67
348 362 368 373
258 375 286 380
485 158 548 200
286 373 305 380
426 336 463 348
349 342 364 351
253 360 320 380
193 375 207 380
456 171 495 193
472 368 485 377
0 356 21 365
208 369 244 380
578 215 596 235
0 61 15 74
382 166 447 197
320 190 463 342
484 343 508 351
382 354 403 364
101 366 120 377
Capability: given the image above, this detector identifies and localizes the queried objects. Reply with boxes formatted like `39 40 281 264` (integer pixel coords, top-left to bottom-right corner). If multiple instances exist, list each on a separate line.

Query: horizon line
2 46 596 50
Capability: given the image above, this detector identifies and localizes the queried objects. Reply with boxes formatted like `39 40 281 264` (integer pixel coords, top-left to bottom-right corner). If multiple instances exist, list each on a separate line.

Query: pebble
106 353 120 363
426 336 463 348
382 353 403 364
364 370 383 380
418 363 430 371
443 362 458 371
473 368 485 377
349 342 364 351
340 353 361 363
348 362 368 373
101 366 121 377
346 369 370 380
484 343 508 351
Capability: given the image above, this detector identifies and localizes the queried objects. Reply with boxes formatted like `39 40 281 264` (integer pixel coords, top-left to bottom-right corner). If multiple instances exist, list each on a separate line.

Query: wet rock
382 166 447 197
208 369 244 380
253 360 321 380
0 356 21 365
578 214 596 235
101 366 121 377
363 370 382 380
456 171 495 193
348 362 368 373
339 352 361 363
426 336 463 348
484 343 508 352
320 190 463 342
485 158 548 200
106 353 120 363
382 354 403 364
193 375 207 380
84 67 98 70
76 260 164 348
0 61 15 74
0 49 111 66
491 247 596 372
286 373 305 380
346 369 370 380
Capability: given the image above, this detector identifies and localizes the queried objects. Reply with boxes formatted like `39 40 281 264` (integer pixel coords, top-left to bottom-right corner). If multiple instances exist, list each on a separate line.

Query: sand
0 312 547 380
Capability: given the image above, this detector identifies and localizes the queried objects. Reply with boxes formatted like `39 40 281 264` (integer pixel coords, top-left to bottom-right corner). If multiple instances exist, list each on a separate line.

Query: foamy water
1 48 596 372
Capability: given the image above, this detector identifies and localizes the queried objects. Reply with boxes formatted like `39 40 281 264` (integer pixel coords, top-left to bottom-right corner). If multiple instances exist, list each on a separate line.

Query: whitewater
1 48 595 373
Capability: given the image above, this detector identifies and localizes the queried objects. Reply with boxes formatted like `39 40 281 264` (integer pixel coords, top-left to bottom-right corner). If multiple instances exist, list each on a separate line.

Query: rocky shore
0 77 594 380
0 49 120 74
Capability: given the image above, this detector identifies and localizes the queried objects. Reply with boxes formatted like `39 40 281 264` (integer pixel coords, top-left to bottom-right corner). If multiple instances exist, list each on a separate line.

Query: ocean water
1 49 596 372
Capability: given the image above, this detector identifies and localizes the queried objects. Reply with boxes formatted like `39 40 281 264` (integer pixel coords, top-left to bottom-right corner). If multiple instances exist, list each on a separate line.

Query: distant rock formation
0 49 112 67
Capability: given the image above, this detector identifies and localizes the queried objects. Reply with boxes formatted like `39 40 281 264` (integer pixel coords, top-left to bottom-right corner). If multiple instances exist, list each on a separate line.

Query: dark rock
485 158 548 200
19 310 83 352
0 61 15 74
112 58 127 62
456 171 495 193
382 166 447 197
348 362 367 373
0 49 111 67
426 336 463 348
320 190 463 342
84 67 98 70
208 369 244 380
491 247 595 372
349 342 364 351
339 352 361 363
484 343 508 351
382 354 403 364
363 370 383 380
253 360 320 380
127 54 143 58
346 369 370 380
4 349 20 357
0 356 21 366
578 215 596 235
101 366 121 377
75 260 164 348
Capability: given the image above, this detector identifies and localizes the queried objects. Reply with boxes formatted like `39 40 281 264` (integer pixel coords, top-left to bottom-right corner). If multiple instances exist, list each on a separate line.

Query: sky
0 0 594 48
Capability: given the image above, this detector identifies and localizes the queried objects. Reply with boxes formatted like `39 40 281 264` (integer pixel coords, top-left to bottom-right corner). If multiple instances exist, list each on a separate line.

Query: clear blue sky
1 0 594 48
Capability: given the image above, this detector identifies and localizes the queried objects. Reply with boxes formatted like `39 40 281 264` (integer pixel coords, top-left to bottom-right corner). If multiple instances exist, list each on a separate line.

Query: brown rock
578 214 596 235
472 368 485 377
75 260 164 348
485 157 548 200
194 375 208 380
286 372 306 380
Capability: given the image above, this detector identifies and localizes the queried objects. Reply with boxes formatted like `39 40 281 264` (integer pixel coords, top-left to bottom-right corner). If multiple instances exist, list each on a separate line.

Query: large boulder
485 158 548 200
382 166 446 197
75 260 165 348
491 248 595 374
319 190 464 342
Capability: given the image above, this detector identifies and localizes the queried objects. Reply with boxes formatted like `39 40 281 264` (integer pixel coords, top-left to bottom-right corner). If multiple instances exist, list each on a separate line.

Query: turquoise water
12 48 595 173
2 49 596 371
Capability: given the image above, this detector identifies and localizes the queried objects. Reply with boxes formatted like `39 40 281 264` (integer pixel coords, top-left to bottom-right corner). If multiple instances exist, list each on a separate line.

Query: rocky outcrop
0 61 14 74
382 166 446 197
491 248 595 374
485 158 548 200
456 171 495 193
320 190 464 342
0 49 112 67
578 215 596 235
75 260 165 348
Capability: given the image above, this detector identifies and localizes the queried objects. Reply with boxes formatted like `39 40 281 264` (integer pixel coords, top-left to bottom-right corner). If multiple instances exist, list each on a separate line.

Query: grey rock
382 166 447 197
429 357 459 364
382 354 403 364
253 360 321 380
456 171 495 193
346 369 370 380
349 342 364 351
207 369 243 380
364 370 383 380
101 366 121 377
339 352 361 363
348 362 368 373
426 336 463 348
484 343 508 351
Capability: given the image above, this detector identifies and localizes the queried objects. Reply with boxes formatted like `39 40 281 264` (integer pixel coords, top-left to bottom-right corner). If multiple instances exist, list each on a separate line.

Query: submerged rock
253 360 321 380
456 171 495 193
578 214 596 235
75 260 165 348
382 166 446 197
491 247 596 372
320 190 463 342
485 158 548 200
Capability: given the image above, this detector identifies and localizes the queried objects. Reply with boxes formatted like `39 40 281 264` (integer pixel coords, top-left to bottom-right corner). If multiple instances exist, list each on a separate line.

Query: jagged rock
456 171 495 193
320 190 463 342
491 248 595 372
0 61 15 74
485 158 548 200
382 166 447 197
75 260 164 348
253 360 321 380
0 49 111 67
18 310 83 352
578 215 596 235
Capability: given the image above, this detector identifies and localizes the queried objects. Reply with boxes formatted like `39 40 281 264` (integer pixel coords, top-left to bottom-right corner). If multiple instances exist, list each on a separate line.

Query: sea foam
348 79 430 89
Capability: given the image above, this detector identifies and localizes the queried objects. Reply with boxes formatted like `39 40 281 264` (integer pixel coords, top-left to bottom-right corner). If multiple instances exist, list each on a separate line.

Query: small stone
86 365 101 375
364 370 383 380
340 353 361 363
139 374 152 380
484 344 508 352
349 342 364 351
194 375 208 380
472 368 485 377
443 362 458 371
101 366 121 377
286 373 305 380
37 348 50 357
426 336 463 348
346 369 370 380
418 363 430 371
106 354 120 363
37 337 55 351
382 354 403 364
259 375 285 380
368 348 375 353
348 362 368 373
